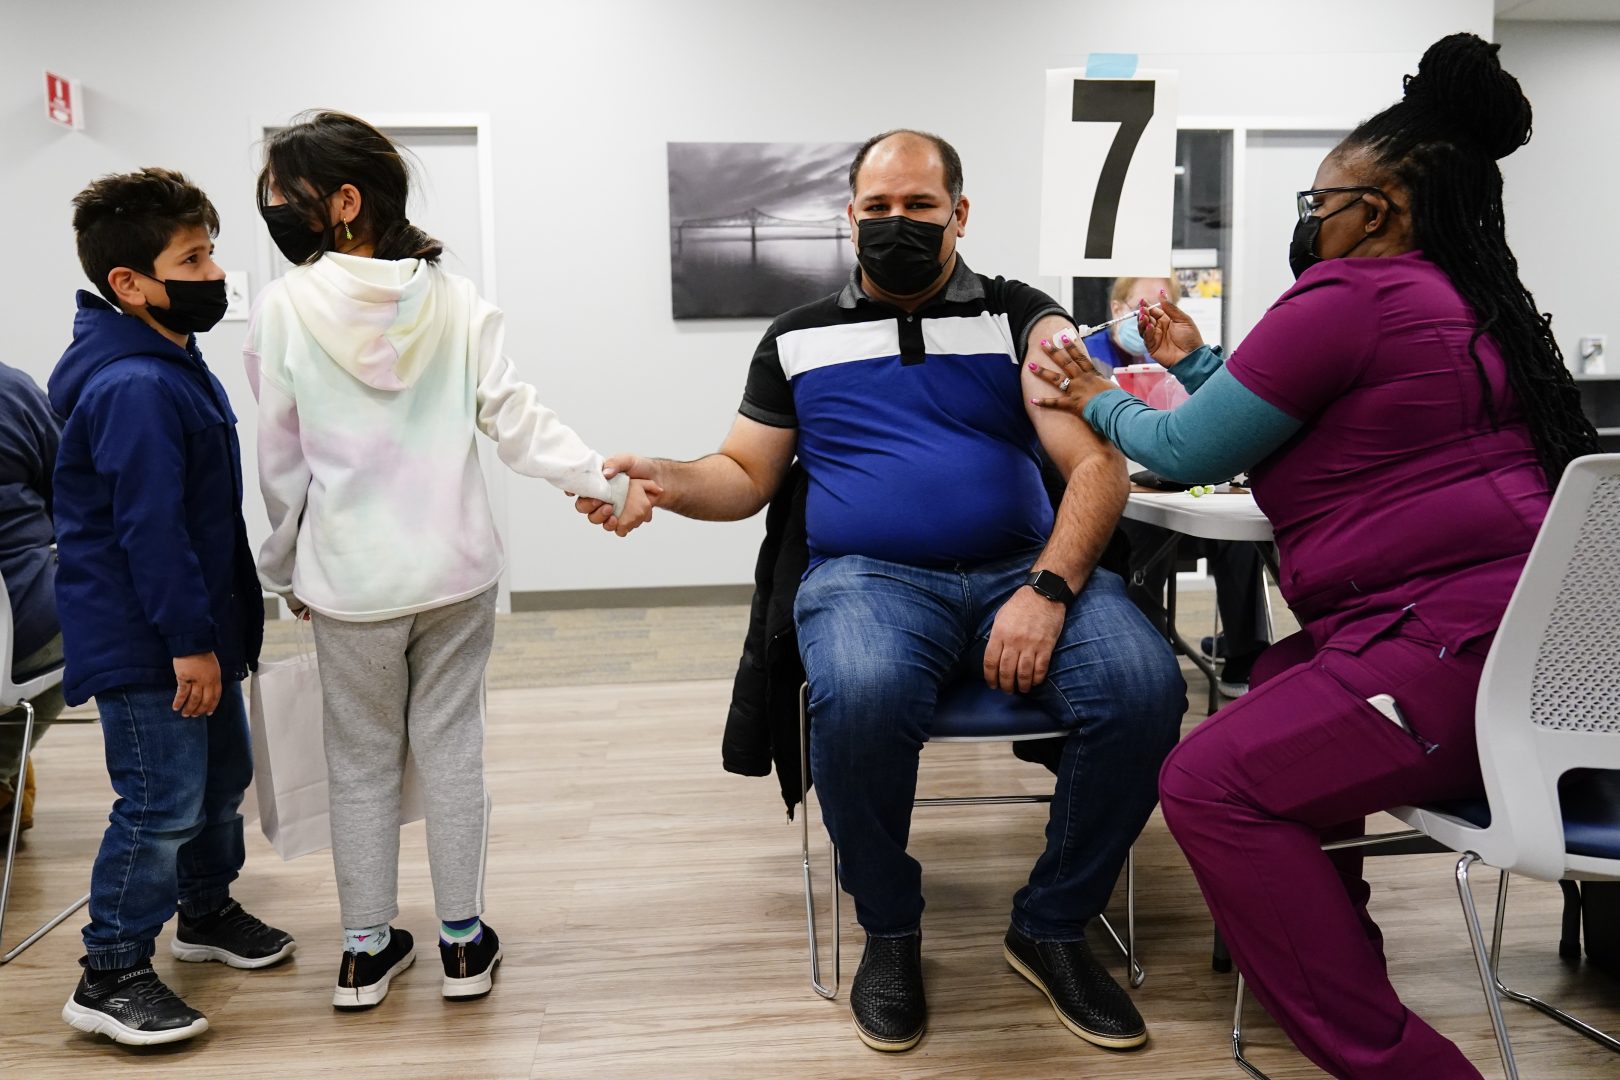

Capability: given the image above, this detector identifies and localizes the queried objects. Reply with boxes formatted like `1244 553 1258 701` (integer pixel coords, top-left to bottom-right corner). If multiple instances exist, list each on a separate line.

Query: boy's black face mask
140 274 228 335
261 202 325 265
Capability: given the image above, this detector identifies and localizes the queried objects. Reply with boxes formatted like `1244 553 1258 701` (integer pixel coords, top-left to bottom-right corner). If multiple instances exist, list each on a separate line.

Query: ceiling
1496 0 1620 20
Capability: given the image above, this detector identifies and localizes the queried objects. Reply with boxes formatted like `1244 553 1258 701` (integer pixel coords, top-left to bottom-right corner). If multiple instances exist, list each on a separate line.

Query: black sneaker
439 922 502 1000
332 927 415 1010
849 932 925 1052
1217 649 1265 699
1004 925 1147 1050
62 959 209 1045
171 899 296 969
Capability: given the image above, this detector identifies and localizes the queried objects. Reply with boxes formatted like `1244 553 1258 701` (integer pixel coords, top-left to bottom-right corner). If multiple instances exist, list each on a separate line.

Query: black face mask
140 274 228 335
856 212 951 296
261 202 326 265
1288 195 1372 280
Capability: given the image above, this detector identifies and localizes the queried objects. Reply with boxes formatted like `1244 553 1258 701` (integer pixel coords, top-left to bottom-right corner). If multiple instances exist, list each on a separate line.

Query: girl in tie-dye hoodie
245 111 655 1010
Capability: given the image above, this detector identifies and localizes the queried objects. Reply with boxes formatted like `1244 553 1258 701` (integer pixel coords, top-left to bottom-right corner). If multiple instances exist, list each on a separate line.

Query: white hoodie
246 251 626 622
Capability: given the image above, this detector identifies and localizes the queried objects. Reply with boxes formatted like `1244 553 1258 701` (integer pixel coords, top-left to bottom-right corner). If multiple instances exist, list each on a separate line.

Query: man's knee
808 656 930 756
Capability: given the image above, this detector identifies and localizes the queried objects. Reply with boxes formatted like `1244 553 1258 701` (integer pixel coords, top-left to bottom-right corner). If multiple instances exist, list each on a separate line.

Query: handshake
572 454 661 538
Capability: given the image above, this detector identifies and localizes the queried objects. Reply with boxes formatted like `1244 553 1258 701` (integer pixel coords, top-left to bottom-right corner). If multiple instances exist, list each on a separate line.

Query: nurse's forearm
1083 367 1302 483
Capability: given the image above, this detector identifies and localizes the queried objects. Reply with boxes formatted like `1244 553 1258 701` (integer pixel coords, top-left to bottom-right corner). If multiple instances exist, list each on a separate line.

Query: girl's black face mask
140 273 228 335
856 212 951 296
261 202 326 265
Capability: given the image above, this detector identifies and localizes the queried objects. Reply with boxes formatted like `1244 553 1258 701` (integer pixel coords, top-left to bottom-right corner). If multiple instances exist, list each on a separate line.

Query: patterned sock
440 916 482 947
344 923 391 956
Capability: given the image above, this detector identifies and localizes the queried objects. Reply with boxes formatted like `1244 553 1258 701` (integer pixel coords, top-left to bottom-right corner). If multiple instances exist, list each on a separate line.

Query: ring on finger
1058 376 1072 392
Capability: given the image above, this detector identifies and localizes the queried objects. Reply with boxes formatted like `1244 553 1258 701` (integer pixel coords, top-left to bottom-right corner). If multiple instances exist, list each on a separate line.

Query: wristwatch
1023 569 1075 605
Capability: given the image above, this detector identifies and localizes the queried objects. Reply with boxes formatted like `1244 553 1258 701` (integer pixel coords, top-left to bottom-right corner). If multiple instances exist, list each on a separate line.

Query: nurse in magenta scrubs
1029 33 1599 1080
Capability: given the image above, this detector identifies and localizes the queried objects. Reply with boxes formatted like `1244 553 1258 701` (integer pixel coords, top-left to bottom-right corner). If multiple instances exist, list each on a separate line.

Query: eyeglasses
1296 186 1386 222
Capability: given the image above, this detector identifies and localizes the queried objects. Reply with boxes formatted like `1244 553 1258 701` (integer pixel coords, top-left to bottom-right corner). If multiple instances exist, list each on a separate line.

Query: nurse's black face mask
1289 186 1394 280
856 204 956 296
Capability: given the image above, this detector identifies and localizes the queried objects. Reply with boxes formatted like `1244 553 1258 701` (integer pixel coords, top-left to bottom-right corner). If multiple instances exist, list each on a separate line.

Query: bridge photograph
667 141 858 319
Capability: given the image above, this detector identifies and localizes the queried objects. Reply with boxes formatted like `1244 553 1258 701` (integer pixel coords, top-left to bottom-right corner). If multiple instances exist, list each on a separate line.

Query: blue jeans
795 551 1185 940
82 681 253 969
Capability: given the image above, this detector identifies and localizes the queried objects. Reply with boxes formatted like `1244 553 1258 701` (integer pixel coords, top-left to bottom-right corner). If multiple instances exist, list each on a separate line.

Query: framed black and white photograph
667 141 859 319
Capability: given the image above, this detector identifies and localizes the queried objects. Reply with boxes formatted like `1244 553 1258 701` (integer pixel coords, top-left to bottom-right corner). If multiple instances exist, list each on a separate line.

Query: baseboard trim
510 585 755 612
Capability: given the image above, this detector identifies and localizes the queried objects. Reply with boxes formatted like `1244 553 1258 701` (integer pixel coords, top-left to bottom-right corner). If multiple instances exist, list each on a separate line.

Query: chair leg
1232 973 1272 1079
1093 846 1146 987
0 701 35 956
0 703 97 965
800 683 839 999
1457 853 1520 1080
1486 868 1620 1055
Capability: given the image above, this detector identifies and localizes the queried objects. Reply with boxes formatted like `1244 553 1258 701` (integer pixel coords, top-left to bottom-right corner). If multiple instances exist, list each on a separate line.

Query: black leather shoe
1004 925 1146 1050
850 932 925 1052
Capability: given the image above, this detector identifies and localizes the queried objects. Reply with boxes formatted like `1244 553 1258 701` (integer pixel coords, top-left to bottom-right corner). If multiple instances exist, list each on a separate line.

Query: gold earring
343 219 353 242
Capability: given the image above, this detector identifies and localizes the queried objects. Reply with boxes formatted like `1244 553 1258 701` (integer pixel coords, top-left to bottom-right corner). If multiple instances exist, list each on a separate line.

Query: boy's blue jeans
82 680 252 970
795 552 1186 941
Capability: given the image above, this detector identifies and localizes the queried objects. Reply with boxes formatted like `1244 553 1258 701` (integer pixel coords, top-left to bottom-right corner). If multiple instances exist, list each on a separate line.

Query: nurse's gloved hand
1139 290 1204 369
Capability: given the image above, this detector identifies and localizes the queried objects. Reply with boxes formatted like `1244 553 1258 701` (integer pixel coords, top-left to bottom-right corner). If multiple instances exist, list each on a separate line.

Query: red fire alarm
46 71 84 131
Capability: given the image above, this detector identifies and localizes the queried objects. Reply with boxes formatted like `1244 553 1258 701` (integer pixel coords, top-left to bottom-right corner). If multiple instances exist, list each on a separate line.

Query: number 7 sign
1039 67 1178 278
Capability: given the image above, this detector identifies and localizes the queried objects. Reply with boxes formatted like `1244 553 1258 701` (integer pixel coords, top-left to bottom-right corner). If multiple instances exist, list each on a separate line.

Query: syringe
1073 301 1163 339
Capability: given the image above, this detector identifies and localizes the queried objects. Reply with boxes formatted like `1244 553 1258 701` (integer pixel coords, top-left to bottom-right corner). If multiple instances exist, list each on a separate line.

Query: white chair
0 573 89 965
799 677 1142 999
1230 453 1620 1079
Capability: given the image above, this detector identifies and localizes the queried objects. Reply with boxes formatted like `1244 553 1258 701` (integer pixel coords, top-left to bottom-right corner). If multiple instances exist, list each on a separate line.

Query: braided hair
1341 32 1598 485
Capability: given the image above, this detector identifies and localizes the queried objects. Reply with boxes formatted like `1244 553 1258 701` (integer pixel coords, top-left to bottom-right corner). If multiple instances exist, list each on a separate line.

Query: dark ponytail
256 110 444 265
1343 32 1598 486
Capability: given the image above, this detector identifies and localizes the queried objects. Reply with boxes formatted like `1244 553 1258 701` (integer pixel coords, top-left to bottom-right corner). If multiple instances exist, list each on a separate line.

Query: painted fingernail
1059 332 1073 345
1040 339 1051 350
1029 362 1040 371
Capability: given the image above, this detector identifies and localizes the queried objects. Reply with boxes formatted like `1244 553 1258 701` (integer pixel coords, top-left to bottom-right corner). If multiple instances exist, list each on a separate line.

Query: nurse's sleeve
1083 369 1302 484
1222 262 1381 421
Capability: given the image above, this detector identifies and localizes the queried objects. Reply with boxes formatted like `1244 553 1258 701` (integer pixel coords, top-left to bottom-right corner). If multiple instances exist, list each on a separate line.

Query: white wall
0 0 1490 596
1498 19 1620 371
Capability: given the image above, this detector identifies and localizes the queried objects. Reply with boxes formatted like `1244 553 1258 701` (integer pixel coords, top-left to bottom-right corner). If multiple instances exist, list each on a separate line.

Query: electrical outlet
1578 335 1607 375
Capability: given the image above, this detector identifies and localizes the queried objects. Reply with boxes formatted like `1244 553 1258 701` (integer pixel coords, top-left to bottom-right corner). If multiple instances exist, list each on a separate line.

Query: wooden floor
3 614 1618 1078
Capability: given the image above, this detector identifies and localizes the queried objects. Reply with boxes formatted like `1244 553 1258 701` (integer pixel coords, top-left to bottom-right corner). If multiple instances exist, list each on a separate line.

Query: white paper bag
248 647 426 861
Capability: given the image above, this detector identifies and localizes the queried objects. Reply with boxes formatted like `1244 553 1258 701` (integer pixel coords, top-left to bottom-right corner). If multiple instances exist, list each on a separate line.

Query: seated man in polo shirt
577 129 1184 1054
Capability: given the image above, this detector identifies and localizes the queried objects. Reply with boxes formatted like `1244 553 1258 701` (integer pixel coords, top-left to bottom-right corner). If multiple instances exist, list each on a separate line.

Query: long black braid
1342 32 1599 486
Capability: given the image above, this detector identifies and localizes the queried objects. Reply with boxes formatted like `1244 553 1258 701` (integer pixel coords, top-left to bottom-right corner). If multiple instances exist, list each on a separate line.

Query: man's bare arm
1021 313 1130 591
580 415 796 528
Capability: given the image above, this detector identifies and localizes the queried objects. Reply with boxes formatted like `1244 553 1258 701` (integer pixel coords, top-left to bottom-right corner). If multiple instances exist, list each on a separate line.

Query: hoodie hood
50 291 201 418
279 251 447 391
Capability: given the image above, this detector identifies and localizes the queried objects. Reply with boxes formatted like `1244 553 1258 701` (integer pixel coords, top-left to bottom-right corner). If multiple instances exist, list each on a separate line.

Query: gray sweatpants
312 587 495 927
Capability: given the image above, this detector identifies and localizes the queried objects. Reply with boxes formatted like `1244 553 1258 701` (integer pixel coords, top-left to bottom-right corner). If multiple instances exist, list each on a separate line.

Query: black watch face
1030 571 1068 601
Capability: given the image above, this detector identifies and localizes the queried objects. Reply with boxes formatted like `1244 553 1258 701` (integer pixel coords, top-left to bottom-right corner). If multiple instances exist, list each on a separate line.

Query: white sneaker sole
442 949 502 999
332 950 415 1010
171 936 296 969
62 997 209 1045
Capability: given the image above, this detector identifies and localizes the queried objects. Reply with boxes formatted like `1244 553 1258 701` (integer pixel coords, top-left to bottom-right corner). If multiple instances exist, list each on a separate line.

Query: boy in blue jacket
50 169 293 1046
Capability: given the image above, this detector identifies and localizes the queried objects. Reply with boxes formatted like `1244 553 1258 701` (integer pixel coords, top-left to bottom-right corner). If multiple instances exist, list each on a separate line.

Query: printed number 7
1072 80 1156 259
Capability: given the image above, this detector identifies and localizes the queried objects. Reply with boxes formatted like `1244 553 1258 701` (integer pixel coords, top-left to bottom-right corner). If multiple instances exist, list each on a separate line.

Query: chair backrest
0 572 64 708
1474 453 1620 879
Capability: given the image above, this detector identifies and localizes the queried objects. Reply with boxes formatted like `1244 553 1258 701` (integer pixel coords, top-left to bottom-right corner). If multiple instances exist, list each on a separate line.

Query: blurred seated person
0 360 64 836
1089 277 1271 695
1081 275 1178 375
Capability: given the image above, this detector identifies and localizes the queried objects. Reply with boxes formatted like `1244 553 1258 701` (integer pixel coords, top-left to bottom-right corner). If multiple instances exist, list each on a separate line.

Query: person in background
52 169 292 1048
0 361 63 837
1092 276 1272 695
1080 275 1178 376
1028 34 1598 1078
